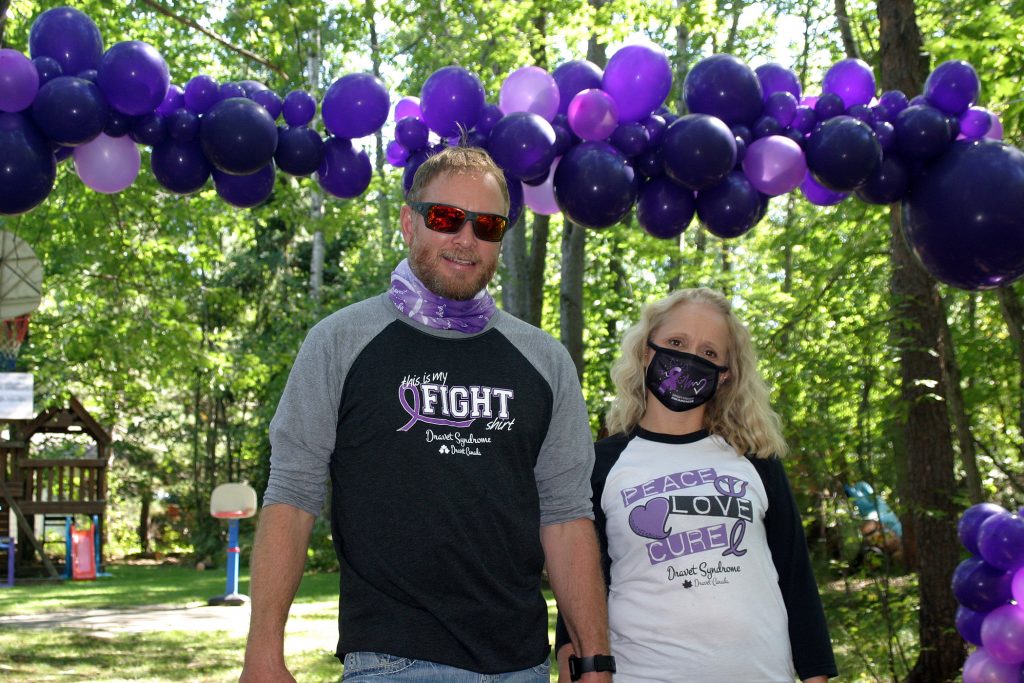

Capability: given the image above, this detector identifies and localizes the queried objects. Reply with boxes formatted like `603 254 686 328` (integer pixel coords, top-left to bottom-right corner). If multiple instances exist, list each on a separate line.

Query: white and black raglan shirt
264 293 595 674
557 427 837 682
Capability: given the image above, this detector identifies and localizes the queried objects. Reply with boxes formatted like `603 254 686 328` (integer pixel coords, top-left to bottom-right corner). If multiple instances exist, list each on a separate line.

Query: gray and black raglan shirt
264 293 596 673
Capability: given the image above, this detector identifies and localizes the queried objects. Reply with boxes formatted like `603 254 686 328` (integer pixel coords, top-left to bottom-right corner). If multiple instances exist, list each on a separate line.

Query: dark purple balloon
219 82 246 101
662 114 737 191
791 106 817 134
925 60 980 115
53 144 73 163
420 66 485 137
946 115 960 141
734 135 748 162
643 114 667 146
696 171 763 238
780 128 804 148
551 122 572 157
464 131 488 148
156 84 184 117
29 7 103 78
753 115 782 139
635 146 665 178
731 125 753 146
903 141 1024 290
684 54 763 127
553 141 638 229
402 149 430 195
167 108 200 142
952 556 1013 612
31 56 63 86
855 154 909 204
104 110 132 138
396 116 430 151
184 75 220 115
893 105 953 161
31 76 108 146
150 139 211 194
97 41 170 116
322 73 390 139
237 80 268 97
637 175 695 238
552 60 603 116
522 168 549 187
800 170 848 206
847 104 875 125
282 90 316 127
876 90 909 121
978 513 1024 571
804 115 881 191
129 113 167 146
487 112 556 181
273 126 324 176
956 606 987 646
602 45 672 123
873 120 896 150
213 163 276 208
317 137 372 199
76 69 98 84
200 97 278 175
504 171 524 226
475 103 504 137
0 112 56 215
815 92 846 121
610 121 650 157
764 91 798 127
755 63 801 101
909 95 928 107
252 90 282 121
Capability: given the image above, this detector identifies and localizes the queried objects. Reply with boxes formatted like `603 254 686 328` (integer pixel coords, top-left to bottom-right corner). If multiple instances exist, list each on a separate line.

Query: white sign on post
0 373 33 420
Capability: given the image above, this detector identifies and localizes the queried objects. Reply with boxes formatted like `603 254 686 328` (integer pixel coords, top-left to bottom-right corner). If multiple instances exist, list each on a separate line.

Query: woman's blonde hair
605 288 787 458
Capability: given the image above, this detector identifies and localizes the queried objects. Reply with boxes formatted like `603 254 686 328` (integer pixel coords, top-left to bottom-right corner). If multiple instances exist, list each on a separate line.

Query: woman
556 288 836 682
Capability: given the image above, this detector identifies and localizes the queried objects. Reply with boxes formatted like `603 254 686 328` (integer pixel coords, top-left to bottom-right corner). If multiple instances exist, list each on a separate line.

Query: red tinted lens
473 213 508 241
425 205 466 233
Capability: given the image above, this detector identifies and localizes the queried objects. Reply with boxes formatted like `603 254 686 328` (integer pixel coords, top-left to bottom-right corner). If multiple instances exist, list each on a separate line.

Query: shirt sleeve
757 456 839 680
263 322 342 517
533 346 596 526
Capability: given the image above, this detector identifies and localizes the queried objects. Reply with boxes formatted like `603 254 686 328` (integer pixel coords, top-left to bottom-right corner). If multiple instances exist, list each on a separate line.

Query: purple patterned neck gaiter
388 258 496 333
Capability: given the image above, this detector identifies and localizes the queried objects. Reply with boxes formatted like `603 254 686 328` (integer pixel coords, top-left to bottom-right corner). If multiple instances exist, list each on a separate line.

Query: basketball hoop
0 315 30 371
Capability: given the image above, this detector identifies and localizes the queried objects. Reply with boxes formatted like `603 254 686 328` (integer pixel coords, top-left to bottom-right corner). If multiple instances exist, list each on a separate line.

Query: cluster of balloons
0 6 391 213
385 51 1023 291
953 503 1024 683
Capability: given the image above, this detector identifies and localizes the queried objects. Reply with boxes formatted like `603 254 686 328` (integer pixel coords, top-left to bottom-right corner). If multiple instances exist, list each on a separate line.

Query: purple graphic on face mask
629 497 671 539
658 367 683 394
397 382 475 432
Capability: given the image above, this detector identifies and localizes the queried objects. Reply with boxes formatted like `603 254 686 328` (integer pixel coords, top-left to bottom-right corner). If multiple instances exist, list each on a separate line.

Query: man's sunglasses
408 202 510 243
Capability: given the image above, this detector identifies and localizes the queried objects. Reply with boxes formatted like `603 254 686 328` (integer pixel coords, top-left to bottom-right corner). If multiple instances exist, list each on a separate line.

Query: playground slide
71 526 96 580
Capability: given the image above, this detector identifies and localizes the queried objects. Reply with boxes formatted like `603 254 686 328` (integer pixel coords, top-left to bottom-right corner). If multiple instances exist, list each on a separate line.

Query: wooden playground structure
0 395 111 579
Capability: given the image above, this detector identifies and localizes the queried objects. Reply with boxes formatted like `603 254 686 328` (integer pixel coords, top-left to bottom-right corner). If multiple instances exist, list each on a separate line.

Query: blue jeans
341 651 550 682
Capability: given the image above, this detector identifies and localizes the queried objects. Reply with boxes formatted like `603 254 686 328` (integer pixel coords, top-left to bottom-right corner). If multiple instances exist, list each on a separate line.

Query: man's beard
408 241 498 301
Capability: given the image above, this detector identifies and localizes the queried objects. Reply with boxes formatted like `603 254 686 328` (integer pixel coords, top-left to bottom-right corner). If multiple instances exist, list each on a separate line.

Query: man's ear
400 204 415 247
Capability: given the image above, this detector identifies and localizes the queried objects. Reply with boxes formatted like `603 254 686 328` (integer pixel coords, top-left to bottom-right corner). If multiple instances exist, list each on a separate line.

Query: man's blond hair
406 146 510 214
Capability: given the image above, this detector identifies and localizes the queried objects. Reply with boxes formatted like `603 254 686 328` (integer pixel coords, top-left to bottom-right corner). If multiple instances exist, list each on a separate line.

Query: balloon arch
1 6 1023 291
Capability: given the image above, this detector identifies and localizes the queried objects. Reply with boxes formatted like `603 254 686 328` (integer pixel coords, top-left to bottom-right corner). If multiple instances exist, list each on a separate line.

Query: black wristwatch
568 654 617 680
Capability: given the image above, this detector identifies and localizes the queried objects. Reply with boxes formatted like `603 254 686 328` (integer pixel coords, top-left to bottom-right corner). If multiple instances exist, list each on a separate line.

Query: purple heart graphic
629 497 671 539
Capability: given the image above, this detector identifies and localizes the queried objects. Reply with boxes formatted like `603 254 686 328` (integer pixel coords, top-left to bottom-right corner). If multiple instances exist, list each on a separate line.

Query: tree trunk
501 216 529 320
835 0 861 59
560 218 586 380
877 0 964 679
526 214 550 327
0 0 10 48
938 297 983 504
996 283 1024 460
307 39 325 303
139 491 151 553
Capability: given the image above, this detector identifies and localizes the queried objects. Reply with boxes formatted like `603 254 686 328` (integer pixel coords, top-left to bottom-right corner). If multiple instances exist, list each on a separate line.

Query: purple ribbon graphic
397 383 475 432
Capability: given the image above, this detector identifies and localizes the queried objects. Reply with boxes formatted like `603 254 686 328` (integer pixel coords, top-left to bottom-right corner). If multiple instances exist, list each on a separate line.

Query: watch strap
568 654 617 681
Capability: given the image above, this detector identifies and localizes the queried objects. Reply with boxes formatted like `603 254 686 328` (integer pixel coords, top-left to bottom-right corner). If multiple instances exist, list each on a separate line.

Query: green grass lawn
0 562 921 682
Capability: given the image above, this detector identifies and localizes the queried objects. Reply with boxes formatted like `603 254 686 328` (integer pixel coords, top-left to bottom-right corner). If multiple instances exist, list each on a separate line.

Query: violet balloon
822 58 876 108
29 6 103 78
764 91 798 128
393 96 421 121
150 139 211 194
318 138 372 199
978 513 1024 571
213 163 276 208
487 112 556 181
742 135 806 196
322 73 390 139
395 116 429 152
73 132 140 193
553 141 638 229
602 44 672 123
637 175 695 239
981 604 1024 665
800 170 848 206
155 84 184 117
552 60 603 116
282 90 316 127
1013 567 1024 605
420 66 485 137
962 647 1023 683
925 60 980 115
961 106 993 140
219 82 246 101
567 89 618 141
957 605 987 646
960 503 1008 556
184 75 220 115
876 90 909 121
500 66 560 122
684 54 763 127
952 556 1013 612
252 89 282 121
755 63 801 101
902 140 1024 290
97 41 170 116
385 140 409 168
985 113 1004 141
0 50 41 113
0 112 56 215
476 104 504 137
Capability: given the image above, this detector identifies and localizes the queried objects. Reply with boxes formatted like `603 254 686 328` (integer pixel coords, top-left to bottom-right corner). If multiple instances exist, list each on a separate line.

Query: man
241 146 613 682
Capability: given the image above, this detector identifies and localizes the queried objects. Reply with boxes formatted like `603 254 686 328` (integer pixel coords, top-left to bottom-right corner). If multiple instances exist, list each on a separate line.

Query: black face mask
645 340 728 412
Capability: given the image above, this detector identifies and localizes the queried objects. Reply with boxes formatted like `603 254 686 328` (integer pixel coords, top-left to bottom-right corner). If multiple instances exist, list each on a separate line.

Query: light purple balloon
1013 567 1024 604
985 112 1004 141
601 44 672 123
73 132 141 193
500 66 560 122
822 58 876 108
567 89 618 141
982 604 1024 664
963 647 1023 683
742 135 806 196
522 156 561 216
0 50 41 113
394 96 421 121
800 169 848 206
